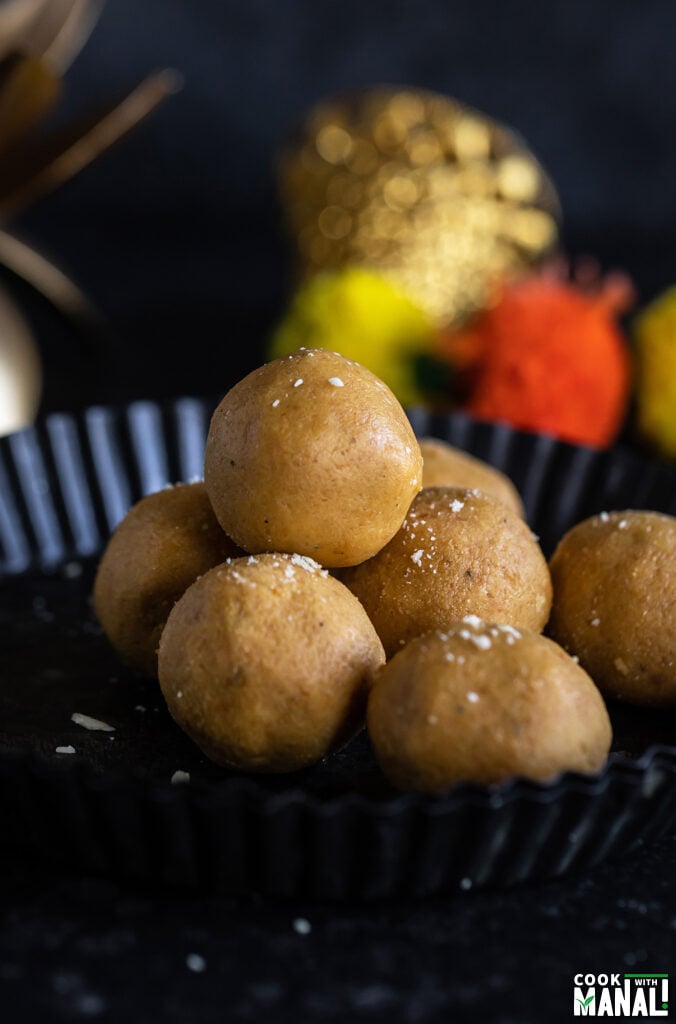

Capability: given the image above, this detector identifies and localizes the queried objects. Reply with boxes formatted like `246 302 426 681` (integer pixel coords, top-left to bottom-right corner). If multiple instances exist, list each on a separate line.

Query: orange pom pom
438 272 633 448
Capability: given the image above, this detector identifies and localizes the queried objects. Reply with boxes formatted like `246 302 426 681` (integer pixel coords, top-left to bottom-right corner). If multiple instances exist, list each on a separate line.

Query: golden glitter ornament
277 86 561 328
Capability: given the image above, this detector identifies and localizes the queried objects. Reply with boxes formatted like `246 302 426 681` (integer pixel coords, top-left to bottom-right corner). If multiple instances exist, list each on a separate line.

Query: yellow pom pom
269 267 435 407
633 286 676 459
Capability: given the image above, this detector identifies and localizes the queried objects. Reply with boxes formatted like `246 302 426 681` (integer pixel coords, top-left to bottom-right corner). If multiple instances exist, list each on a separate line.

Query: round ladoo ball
419 436 524 517
547 510 676 707
204 348 422 567
367 619 612 791
93 483 240 678
340 486 552 658
157 553 386 772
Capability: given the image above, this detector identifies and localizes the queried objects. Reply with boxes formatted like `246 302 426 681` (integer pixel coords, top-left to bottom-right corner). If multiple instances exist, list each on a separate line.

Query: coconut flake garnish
459 629 491 650
475 635 492 650
290 553 328 576
449 499 464 512
498 624 522 639
411 549 424 566
328 377 344 387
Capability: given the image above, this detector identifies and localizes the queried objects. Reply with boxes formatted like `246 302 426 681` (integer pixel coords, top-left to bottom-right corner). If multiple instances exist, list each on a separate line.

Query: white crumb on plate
171 770 191 785
292 917 312 935
186 953 206 973
55 745 76 755
71 712 115 733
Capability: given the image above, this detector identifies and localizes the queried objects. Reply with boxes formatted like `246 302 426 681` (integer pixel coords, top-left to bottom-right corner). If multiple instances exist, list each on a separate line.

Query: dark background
3 2 676 1021
8 0 676 414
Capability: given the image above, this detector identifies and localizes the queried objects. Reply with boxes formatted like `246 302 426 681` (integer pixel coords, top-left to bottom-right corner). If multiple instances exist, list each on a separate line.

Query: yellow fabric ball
634 286 676 459
269 267 435 407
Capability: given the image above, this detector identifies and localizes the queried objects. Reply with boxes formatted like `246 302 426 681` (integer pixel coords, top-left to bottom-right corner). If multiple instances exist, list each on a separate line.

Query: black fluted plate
0 397 675 899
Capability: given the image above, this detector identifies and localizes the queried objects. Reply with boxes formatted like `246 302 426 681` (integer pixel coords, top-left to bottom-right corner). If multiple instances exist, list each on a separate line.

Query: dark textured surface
2 0 676 1018
2 833 676 1024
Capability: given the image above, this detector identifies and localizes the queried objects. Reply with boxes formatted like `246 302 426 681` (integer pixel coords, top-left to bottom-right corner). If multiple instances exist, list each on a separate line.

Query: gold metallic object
0 278 41 435
278 86 561 327
0 67 182 220
0 0 180 432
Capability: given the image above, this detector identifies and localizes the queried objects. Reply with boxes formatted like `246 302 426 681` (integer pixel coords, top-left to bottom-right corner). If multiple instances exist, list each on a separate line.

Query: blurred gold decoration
0 278 41 433
277 86 561 328
0 0 181 434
